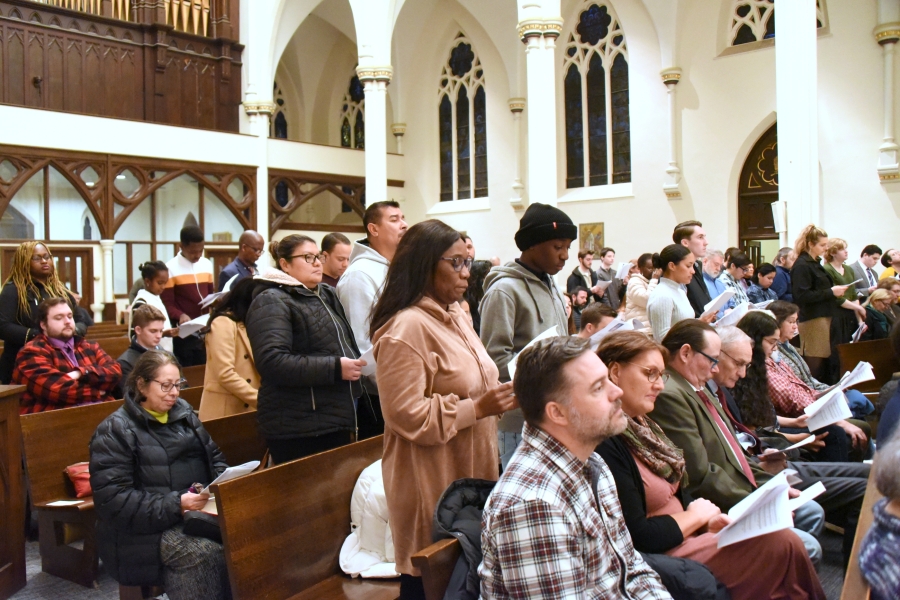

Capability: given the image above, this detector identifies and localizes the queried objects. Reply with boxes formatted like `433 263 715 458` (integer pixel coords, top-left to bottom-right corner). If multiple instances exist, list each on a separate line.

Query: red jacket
13 334 121 414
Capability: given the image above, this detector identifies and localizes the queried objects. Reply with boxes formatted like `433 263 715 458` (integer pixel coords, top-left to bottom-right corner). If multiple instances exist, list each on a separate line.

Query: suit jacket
218 258 255 292
199 316 259 420
648 369 770 511
685 261 711 318
849 261 877 299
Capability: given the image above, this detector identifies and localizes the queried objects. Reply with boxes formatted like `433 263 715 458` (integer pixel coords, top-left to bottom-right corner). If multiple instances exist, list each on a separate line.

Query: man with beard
14 297 121 414
479 337 671 599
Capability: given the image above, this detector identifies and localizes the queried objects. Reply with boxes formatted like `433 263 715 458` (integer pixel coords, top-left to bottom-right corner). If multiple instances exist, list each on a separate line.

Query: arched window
271 82 288 140
563 3 630 189
439 33 488 201
340 75 365 149
730 0 826 46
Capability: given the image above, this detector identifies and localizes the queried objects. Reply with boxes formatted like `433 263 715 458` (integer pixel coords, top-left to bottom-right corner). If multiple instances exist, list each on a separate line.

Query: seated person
647 319 826 561
878 322 900 442
90 350 230 600
479 337 670 599
877 277 900 327
575 302 618 340
596 331 824 600
116 304 167 396
860 432 900 600
746 263 779 305
13 298 121 414
862 289 894 341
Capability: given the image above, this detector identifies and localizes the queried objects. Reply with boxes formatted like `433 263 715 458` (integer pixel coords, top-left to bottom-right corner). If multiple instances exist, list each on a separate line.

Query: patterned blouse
718 271 750 309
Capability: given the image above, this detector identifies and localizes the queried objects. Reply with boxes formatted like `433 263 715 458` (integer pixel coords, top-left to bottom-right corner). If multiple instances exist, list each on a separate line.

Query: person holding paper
647 245 713 342
849 244 883 300
861 290 893 341
824 238 868 350
116 304 168 398
772 247 796 302
90 350 231 600
245 235 365 464
596 331 824 600
624 253 660 327
576 303 618 340
566 248 603 303
217 230 264 291
199 277 260 420
162 226 214 367
673 220 712 317
369 220 516 599
128 261 176 354
595 247 623 310
716 252 752 310
480 202 574 467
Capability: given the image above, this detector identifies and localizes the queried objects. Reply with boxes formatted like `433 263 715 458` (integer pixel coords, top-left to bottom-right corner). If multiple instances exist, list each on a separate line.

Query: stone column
357 67 393 204
661 68 682 199
876 24 900 181
509 98 526 208
97 239 115 322
391 123 406 155
775 0 819 241
519 19 563 206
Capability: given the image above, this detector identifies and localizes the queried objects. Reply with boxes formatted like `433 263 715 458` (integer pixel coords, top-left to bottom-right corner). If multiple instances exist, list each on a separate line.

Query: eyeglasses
31 255 52 263
288 253 324 264
624 363 670 384
719 349 749 370
693 348 720 369
440 256 474 272
244 245 264 255
151 379 188 393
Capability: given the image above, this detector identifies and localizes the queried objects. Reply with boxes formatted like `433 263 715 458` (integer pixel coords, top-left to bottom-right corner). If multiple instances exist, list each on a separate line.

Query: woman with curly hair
0 241 88 383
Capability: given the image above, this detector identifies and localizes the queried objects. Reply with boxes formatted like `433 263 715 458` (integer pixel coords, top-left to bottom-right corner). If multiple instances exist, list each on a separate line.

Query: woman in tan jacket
370 220 517 600
199 277 260 421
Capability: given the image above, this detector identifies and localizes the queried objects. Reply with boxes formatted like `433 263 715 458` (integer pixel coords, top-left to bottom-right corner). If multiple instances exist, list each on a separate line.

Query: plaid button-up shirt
766 355 819 418
479 424 671 599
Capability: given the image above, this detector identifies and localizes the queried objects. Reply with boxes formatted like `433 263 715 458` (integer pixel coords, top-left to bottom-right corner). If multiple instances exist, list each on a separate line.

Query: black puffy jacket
89 396 227 586
245 273 362 441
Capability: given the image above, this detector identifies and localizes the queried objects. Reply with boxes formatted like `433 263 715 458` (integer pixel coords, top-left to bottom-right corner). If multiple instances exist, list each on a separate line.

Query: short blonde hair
823 238 848 263
865 289 893 308
793 224 828 258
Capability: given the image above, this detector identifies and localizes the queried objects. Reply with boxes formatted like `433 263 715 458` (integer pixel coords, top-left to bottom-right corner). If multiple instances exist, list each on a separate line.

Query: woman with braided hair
0 241 88 383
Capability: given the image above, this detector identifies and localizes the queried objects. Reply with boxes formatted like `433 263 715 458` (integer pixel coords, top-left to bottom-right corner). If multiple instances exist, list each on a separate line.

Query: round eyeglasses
151 379 188 393
288 253 325 264
440 256 474 272
624 363 670 384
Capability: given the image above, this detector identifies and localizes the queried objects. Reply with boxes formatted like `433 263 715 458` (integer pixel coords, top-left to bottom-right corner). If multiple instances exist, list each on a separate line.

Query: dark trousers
358 393 384 440
782 424 849 463
399 574 426 600
173 334 206 367
266 431 352 465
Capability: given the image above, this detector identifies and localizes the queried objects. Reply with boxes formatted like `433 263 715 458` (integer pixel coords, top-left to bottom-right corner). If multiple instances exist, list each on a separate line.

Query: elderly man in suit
849 244 882 300
648 319 825 563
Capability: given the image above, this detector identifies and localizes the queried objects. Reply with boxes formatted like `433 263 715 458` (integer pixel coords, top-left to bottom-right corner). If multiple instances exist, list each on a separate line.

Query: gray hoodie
479 261 569 433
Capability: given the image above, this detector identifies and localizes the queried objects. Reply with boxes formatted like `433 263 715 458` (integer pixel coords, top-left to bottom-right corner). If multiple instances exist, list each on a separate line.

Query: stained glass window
730 0 825 47
340 74 365 149
438 33 488 201
563 3 630 188
270 82 289 139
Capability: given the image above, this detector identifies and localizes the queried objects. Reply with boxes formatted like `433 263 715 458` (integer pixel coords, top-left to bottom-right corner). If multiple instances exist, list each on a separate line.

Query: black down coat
89 396 227 586
245 276 362 441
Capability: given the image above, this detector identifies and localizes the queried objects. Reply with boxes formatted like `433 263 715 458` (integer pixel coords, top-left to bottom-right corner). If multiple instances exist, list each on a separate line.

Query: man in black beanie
480 202 576 467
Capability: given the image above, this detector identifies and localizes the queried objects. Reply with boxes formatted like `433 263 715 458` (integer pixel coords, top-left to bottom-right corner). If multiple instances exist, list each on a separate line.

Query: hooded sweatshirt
479 261 569 434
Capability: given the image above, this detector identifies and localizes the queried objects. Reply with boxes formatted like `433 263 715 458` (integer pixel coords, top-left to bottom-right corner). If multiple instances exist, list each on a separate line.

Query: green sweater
823 263 858 302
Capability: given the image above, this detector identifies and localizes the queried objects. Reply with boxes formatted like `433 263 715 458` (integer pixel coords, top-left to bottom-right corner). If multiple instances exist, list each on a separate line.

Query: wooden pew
202 410 266 467
0 386 27 599
86 324 128 339
214 436 399 600
837 339 899 394
841 459 880 600
180 386 204 412
20 400 124 588
412 538 463 600
183 364 205 388
96 336 132 361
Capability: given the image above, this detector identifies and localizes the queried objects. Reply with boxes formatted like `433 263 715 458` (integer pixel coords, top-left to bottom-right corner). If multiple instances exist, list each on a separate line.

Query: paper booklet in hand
177 314 209 338
804 387 853 431
209 461 260 487
714 302 750 328
814 361 876 399
615 262 634 280
507 326 559 380
358 346 376 377
702 289 736 320
850 322 868 343
588 317 644 351
717 470 825 548
198 274 240 310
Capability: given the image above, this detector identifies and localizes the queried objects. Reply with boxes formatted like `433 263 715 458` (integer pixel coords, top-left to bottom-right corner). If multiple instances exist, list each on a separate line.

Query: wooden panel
201 410 266 466
411 538 462 600
0 386 27 599
64 37 83 113
46 35 64 110
840 460 879 600
7 27 24 106
26 30 43 107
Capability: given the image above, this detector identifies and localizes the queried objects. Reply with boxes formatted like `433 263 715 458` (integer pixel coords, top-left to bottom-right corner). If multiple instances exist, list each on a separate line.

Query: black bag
182 511 221 543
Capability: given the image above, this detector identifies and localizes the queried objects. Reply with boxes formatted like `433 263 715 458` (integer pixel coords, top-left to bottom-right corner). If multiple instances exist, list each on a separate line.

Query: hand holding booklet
702 289 735 320
713 303 750 328
209 461 260 487
615 262 633 280
588 317 644 350
507 326 559 380
804 387 852 431
177 314 209 338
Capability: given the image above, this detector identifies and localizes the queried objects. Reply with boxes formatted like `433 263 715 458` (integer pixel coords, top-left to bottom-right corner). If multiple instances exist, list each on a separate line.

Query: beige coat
373 297 500 576
198 317 259 421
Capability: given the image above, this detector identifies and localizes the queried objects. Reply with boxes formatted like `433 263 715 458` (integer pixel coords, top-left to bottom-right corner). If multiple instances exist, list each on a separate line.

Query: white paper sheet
702 289 736 319
209 461 260 487
781 434 817 452
788 482 826 512
714 302 750 328
804 388 853 431
851 322 868 343
507 326 559 380
817 361 876 397
587 317 640 350
717 471 793 548
359 347 376 377
177 314 209 338
593 279 614 291
751 300 774 309
615 262 634 280
47 500 84 506
198 274 240 310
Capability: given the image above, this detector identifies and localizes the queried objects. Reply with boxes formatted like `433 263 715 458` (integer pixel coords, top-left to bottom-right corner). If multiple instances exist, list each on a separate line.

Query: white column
509 98 526 208
391 123 406 155
775 0 819 242
98 239 115 322
519 20 562 206
661 68 682 199
357 67 393 204
876 25 900 181
243 100 274 264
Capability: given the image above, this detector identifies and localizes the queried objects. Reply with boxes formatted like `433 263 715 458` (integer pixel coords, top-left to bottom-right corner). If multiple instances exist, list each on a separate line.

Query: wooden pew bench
183 364 206 388
20 400 124 588
202 409 266 467
181 386 204 412
837 339 899 395
96 336 132 362
214 436 399 600
841 459 880 600
412 538 462 600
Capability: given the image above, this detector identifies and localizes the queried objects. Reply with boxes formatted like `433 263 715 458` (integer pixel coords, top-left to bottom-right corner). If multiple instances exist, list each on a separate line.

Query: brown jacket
198 317 259 421
373 297 500 575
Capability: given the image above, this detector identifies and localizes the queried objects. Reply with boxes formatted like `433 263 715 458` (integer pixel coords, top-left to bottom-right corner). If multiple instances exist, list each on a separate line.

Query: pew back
183 364 205 388
201 410 265 467
837 339 899 394
840 459 879 600
96 337 132 362
215 436 393 599
180 386 204 411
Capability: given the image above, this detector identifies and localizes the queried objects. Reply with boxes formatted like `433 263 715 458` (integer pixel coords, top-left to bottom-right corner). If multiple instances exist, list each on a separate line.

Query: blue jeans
845 389 875 419
792 500 825 564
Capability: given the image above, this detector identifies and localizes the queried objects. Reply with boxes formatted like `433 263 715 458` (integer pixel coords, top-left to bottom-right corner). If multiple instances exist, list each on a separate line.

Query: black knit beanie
514 203 578 251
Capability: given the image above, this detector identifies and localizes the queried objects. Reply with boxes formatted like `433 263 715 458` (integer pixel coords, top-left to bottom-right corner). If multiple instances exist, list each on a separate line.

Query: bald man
218 230 264 291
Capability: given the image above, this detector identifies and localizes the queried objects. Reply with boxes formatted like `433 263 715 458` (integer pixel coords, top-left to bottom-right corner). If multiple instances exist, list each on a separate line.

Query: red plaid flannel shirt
765 356 817 418
13 334 121 414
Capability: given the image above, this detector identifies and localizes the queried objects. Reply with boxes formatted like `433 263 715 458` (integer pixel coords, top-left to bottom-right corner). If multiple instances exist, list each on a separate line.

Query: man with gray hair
702 250 728 318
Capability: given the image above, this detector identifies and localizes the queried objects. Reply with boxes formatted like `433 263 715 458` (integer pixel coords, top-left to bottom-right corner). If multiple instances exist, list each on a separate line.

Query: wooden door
738 124 779 243
205 248 239 291
1 247 94 309
741 241 762 266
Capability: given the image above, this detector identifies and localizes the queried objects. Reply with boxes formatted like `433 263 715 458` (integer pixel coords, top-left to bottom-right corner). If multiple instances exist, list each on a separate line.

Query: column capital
875 23 900 45
243 101 276 117
99 239 116 250
391 123 407 136
660 67 682 86
508 98 526 113
356 66 393 84
517 18 564 43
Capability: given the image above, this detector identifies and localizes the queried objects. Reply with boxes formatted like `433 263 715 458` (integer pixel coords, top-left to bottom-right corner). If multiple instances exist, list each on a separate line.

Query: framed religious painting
578 222 605 255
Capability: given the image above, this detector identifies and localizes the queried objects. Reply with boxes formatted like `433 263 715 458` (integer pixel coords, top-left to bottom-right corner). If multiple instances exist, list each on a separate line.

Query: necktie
697 388 757 486
714 387 761 451
867 268 876 288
